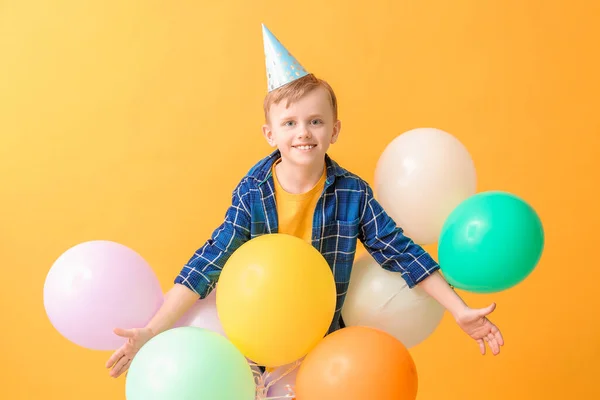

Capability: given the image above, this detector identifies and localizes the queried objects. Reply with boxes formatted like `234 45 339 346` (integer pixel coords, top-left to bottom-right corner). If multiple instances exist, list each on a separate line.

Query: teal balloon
125 327 256 400
438 191 544 293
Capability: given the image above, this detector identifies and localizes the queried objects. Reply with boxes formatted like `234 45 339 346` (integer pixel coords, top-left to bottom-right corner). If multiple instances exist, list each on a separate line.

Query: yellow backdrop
1 1 598 399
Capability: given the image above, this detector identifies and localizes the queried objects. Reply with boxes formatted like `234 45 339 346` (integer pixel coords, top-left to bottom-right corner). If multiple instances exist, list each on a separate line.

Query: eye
310 119 323 125
283 120 295 127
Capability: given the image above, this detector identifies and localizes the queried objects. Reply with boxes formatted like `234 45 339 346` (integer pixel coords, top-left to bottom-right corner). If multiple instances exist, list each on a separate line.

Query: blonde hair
263 74 338 121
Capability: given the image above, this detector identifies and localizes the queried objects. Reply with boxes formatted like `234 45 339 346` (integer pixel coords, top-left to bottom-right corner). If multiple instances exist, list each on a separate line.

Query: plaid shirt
175 150 440 333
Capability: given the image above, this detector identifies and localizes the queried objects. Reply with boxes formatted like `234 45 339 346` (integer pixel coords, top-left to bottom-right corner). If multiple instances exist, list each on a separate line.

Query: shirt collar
250 149 346 186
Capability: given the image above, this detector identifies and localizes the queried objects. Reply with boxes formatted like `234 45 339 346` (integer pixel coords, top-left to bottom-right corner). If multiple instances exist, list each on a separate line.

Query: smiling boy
106 24 503 378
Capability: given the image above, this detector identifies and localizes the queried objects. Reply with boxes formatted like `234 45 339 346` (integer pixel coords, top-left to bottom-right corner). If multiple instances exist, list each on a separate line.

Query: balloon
295 326 417 400
342 253 444 348
374 127 476 245
216 234 336 367
438 191 544 293
174 287 225 337
265 361 301 399
125 327 256 400
43 240 163 350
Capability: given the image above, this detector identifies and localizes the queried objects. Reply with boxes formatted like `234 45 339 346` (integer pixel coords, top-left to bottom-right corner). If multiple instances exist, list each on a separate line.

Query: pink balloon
43 241 163 350
174 288 226 337
266 361 301 398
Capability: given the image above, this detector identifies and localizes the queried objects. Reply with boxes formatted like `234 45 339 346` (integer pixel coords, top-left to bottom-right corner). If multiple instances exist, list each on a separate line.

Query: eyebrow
279 113 325 120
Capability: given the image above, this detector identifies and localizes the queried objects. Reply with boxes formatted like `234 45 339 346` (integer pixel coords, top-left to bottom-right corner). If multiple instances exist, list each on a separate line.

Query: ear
330 120 342 144
262 124 276 147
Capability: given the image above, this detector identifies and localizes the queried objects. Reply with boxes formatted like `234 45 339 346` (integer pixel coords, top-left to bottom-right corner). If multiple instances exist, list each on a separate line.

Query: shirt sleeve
357 182 440 288
174 178 252 298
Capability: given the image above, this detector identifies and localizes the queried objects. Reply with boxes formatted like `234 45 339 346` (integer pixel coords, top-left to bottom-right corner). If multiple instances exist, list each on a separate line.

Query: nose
297 124 312 139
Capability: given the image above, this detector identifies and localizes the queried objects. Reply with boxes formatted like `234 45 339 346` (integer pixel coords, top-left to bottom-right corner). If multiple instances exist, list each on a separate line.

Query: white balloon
342 253 445 348
173 289 226 337
374 127 476 245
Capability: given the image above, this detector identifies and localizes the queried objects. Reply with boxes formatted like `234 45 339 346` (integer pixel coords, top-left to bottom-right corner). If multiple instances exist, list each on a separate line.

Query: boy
106 24 503 378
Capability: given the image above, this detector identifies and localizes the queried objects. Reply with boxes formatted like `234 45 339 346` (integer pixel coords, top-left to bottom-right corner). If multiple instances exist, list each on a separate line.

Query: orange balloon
295 326 418 400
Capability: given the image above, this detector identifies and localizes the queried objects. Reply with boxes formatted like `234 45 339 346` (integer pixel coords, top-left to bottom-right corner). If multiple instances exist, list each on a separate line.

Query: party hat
262 24 309 92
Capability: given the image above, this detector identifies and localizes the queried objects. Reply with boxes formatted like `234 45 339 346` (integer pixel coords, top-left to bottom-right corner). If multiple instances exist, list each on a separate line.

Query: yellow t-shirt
272 160 326 244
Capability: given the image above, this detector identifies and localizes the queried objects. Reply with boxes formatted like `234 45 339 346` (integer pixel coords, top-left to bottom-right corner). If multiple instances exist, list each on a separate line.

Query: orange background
1 1 599 398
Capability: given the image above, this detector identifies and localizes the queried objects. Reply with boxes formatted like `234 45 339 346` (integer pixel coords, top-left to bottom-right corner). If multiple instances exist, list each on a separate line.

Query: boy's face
262 87 341 169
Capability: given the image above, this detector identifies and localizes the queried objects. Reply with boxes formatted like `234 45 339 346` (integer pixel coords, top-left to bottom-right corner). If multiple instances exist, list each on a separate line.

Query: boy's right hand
105 327 155 378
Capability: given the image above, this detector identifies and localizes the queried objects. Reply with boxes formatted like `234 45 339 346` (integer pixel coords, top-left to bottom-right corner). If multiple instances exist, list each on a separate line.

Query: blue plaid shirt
175 150 440 333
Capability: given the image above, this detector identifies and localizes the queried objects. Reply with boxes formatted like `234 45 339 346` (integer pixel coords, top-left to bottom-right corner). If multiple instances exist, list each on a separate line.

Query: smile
293 145 316 151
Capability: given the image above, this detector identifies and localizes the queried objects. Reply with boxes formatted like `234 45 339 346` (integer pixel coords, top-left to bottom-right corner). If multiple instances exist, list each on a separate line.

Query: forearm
145 283 199 336
417 271 468 318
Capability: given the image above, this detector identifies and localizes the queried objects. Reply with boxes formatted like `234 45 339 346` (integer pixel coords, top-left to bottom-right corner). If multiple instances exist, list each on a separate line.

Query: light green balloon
438 191 544 293
125 327 256 400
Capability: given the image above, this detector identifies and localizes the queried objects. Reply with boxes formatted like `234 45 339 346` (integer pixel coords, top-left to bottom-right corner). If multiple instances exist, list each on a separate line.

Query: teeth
296 145 315 150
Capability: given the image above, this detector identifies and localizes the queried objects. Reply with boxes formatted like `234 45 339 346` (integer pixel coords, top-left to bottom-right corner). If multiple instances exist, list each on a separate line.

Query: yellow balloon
216 234 336 367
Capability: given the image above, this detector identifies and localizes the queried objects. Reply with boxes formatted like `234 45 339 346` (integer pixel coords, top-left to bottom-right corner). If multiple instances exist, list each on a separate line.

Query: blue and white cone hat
262 24 309 92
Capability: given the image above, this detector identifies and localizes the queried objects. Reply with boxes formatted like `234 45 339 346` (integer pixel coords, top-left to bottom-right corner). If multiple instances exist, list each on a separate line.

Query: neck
275 158 325 194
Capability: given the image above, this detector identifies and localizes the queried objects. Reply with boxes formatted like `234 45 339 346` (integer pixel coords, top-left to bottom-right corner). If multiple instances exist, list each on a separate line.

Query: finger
105 348 125 368
110 356 131 378
114 328 136 338
477 302 496 317
487 333 500 355
117 358 132 377
493 326 504 346
477 339 486 355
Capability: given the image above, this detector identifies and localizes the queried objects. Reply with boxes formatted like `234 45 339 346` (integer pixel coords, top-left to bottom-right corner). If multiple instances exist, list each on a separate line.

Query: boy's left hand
455 303 504 355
